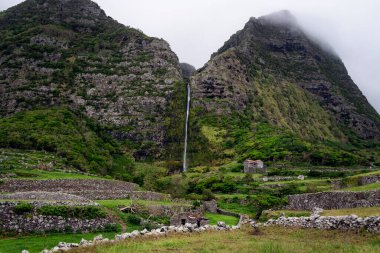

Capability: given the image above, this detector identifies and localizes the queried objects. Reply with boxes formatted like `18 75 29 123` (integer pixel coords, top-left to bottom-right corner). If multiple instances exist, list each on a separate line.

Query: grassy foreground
68 226 380 253
0 232 116 253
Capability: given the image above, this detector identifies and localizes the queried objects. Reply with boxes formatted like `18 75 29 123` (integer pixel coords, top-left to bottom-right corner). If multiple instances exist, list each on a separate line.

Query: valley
0 0 379 252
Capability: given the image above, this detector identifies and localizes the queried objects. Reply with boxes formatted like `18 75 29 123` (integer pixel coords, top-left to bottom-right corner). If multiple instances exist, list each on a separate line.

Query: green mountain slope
0 108 135 175
0 0 186 161
189 11 380 166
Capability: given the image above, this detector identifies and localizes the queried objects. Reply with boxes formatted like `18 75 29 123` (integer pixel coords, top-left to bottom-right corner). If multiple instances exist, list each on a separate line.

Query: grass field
68 226 380 253
0 232 116 253
204 212 240 226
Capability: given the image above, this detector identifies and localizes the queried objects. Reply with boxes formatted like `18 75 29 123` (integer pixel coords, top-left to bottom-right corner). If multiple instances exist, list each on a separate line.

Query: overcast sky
1 0 380 113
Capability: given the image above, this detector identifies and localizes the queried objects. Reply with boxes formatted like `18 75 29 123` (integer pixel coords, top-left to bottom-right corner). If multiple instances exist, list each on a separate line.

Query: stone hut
243 159 266 174
170 212 209 227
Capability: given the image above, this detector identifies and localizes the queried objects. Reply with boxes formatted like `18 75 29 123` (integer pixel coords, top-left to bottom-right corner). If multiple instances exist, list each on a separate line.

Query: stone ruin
170 212 209 227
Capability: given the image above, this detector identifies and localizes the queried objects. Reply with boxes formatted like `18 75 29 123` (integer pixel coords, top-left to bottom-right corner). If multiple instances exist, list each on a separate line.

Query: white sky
1 0 380 113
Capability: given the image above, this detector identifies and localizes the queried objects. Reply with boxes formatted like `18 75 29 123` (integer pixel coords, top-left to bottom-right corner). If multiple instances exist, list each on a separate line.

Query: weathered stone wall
0 202 114 234
217 208 240 218
0 179 170 201
169 211 208 226
67 190 169 201
286 190 380 210
0 179 139 193
203 200 218 213
358 174 380 186
332 174 380 189
0 191 95 204
264 215 380 234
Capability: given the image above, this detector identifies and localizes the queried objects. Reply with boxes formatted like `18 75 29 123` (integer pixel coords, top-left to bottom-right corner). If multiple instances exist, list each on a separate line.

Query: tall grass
68 226 380 253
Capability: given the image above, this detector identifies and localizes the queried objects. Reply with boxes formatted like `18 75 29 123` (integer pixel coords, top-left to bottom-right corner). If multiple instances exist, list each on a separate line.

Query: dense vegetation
0 108 134 175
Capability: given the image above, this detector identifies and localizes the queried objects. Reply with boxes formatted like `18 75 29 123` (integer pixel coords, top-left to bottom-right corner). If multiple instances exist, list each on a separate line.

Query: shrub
37 205 107 219
14 203 34 214
202 189 215 201
127 214 142 225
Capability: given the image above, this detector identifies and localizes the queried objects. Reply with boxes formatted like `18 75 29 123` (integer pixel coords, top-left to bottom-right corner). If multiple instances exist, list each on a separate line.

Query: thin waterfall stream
183 83 191 172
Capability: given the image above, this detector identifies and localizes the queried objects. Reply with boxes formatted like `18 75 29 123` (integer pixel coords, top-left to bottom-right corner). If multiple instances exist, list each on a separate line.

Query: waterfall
183 84 191 172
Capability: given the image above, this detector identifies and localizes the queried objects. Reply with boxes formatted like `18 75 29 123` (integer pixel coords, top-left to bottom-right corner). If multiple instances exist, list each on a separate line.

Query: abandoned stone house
170 212 209 227
243 159 266 174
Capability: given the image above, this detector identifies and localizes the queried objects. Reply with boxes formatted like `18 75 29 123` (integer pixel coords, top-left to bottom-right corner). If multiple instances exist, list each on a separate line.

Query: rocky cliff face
189 11 380 165
192 10 380 141
0 0 185 159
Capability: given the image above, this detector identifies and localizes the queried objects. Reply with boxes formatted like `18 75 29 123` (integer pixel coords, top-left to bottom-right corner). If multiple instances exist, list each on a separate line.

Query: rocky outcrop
286 190 380 210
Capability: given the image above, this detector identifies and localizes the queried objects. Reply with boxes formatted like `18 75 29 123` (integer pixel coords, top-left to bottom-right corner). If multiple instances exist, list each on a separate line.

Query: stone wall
170 211 209 226
67 190 169 201
286 190 380 210
0 202 114 234
203 200 218 213
0 179 139 193
358 174 380 185
217 208 240 218
0 191 95 204
0 179 169 200
264 215 380 234
332 174 380 189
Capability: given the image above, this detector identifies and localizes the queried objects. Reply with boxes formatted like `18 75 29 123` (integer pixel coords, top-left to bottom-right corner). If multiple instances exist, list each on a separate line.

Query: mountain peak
258 10 299 28
2 0 111 31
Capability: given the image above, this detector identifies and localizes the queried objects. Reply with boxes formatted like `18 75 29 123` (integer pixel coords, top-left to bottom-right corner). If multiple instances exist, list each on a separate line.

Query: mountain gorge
0 1 379 174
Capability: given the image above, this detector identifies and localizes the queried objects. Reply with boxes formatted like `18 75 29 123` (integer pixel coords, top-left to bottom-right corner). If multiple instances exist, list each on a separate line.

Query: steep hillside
189 11 380 166
0 0 186 161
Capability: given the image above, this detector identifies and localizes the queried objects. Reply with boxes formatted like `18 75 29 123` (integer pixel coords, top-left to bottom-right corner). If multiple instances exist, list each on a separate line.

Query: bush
14 203 33 214
127 214 142 225
37 205 107 219
202 189 215 201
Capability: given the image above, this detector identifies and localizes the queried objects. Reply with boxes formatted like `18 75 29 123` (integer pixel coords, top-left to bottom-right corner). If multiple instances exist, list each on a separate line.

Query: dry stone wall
0 179 169 201
0 202 114 234
264 215 380 234
66 190 169 201
0 191 95 204
286 190 380 210
0 179 139 193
